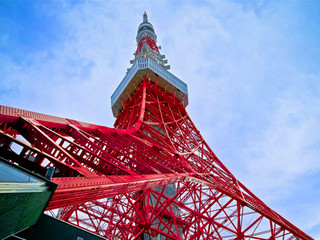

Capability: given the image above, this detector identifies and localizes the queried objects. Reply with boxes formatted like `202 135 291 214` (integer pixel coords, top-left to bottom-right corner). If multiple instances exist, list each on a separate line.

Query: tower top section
111 13 188 117
136 12 157 44
133 12 169 69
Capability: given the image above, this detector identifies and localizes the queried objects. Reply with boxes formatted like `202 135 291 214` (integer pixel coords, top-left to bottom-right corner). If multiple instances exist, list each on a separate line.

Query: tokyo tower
0 12 313 240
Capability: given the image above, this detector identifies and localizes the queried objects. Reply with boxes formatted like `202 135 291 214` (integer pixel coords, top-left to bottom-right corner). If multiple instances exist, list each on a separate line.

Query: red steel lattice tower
0 12 313 240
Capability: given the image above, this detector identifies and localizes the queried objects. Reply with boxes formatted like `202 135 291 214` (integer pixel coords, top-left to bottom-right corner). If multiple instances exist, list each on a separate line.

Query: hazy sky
1 0 319 238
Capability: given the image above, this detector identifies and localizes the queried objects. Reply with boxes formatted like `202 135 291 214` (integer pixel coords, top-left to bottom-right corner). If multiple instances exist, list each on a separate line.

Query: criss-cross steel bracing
0 12 313 240
0 78 312 239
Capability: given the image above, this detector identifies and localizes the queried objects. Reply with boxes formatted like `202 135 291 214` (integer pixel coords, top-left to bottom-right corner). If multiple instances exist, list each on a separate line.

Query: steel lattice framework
0 12 313 240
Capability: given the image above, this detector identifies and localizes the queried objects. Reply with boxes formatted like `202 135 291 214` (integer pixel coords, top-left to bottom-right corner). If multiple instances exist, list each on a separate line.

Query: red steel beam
47 173 193 210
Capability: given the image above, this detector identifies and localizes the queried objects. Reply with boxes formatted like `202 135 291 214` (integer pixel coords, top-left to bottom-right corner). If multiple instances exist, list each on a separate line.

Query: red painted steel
135 36 160 56
0 77 313 239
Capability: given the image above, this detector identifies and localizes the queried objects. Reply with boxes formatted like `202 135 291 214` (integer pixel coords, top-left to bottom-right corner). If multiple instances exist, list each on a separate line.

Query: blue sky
1 0 320 237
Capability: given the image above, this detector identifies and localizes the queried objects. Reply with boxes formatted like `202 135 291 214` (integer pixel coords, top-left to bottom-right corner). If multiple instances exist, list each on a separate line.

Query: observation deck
111 57 188 117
